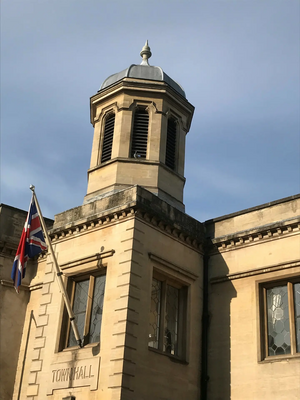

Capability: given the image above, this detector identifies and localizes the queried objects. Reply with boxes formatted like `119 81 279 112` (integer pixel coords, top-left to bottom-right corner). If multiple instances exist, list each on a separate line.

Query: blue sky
1 0 299 221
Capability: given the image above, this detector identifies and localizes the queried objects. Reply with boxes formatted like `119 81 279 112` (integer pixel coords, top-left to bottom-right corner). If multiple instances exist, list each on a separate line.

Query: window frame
60 270 106 350
259 276 300 361
148 270 188 360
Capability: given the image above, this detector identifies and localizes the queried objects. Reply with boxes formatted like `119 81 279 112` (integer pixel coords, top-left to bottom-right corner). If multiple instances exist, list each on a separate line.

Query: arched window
101 113 115 163
131 108 149 159
165 118 177 170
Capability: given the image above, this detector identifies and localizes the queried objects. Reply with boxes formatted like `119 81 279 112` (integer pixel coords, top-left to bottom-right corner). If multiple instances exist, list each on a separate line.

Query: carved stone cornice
49 207 136 243
0 279 28 290
136 208 204 252
208 216 300 254
0 241 17 257
49 205 204 253
49 186 205 253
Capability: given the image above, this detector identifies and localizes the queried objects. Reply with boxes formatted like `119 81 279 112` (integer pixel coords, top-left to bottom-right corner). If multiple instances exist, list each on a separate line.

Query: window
261 279 300 358
131 108 149 158
64 273 106 348
148 275 187 358
165 118 177 170
101 113 115 163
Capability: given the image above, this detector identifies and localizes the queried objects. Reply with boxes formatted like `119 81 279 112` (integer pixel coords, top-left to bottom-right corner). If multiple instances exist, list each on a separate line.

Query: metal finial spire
140 40 152 65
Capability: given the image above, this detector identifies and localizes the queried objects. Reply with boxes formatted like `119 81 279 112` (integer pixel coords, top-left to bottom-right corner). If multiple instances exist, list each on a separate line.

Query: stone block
120 387 135 400
42 283 50 295
26 384 39 397
44 262 53 274
123 359 136 377
120 229 134 242
114 296 130 311
36 315 49 327
109 346 125 361
30 360 42 372
35 327 44 338
121 373 134 390
123 345 137 361
116 308 139 325
31 349 40 360
124 333 137 349
40 293 52 305
112 320 127 335
28 372 37 384
118 272 141 288
38 305 47 316
126 296 140 312
108 372 122 388
43 272 55 284
110 387 122 400
33 337 46 349
113 332 137 349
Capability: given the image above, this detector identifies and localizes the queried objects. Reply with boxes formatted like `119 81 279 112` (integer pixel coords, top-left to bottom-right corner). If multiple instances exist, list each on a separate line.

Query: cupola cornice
90 78 194 128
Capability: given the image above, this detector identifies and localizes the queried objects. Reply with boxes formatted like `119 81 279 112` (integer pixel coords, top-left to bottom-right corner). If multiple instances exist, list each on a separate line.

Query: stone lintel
60 250 114 275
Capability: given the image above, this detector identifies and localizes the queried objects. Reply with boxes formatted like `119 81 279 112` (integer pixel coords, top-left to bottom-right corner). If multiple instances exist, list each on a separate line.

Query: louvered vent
131 109 149 158
165 119 177 170
101 114 115 163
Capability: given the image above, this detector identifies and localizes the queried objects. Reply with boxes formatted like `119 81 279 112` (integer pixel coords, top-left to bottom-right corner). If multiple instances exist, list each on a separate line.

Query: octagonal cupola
84 42 194 212
100 41 186 98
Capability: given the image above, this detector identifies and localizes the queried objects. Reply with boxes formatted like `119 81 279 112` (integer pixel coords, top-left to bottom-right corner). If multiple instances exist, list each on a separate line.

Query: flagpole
29 185 82 347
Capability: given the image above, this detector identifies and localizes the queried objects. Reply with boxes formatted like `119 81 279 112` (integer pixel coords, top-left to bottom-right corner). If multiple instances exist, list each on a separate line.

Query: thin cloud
187 164 256 199
1 1 299 220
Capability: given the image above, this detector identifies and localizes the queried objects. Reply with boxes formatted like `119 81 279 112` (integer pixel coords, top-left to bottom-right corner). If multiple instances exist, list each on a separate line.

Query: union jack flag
11 195 47 292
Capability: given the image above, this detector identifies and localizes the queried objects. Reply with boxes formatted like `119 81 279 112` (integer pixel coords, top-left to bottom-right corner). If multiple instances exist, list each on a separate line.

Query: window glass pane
164 284 179 355
294 283 300 352
149 278 161 349
89 275 106 343
267 285 291 356
68 279 89 347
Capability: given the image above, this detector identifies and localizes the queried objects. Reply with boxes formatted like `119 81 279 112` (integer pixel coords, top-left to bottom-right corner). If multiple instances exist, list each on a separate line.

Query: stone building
1 42 299 400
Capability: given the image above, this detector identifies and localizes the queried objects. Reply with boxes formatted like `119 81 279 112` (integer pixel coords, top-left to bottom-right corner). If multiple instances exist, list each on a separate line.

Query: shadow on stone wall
206 243 237 400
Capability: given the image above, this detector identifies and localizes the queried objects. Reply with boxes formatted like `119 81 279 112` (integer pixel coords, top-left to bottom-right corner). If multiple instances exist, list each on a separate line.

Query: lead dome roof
99 41 186 98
